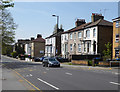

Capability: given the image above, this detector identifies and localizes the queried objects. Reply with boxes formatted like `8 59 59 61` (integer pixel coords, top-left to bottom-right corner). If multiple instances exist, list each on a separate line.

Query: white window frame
70 44 72 52
70 33 72 39
86 30 90 38
93 28 96 37
78 32 82 38
78 44 81 52
115 34 119 43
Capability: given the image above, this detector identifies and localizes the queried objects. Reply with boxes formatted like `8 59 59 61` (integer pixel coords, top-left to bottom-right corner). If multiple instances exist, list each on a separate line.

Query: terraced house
61 13 113 59
112 17 120 59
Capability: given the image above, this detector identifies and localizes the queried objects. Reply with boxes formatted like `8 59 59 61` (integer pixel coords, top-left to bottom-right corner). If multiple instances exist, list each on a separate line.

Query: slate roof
85 19 113 28
62 19 113 34
32 37 45 42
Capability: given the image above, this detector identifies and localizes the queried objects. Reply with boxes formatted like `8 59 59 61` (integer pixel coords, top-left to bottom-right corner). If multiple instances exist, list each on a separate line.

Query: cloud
14 0 119 2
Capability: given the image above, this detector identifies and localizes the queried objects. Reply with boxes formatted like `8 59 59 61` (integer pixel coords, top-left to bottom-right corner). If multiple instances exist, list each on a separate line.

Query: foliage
103 42 112 61
11 51 17 58
0 0 17 55
15 44 25 55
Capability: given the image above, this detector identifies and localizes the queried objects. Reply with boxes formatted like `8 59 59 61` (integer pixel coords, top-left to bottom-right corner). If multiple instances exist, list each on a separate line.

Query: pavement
1 56 120 91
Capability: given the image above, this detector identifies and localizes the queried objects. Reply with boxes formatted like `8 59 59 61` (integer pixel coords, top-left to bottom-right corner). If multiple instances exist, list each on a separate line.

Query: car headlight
49 62 53 64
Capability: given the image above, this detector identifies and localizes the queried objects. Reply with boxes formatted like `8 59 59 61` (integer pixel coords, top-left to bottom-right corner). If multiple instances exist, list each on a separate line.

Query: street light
52 14 59 29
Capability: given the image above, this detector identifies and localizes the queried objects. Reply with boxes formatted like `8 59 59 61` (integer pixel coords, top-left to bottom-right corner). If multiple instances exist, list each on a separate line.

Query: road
1 56 119 91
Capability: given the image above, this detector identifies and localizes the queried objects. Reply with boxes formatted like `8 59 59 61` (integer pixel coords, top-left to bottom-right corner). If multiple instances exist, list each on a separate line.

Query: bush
11 51 17 58
88 60 92 66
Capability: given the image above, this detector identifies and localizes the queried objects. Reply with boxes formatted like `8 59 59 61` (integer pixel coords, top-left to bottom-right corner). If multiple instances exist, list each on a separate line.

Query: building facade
30 34 45 58
45 28 64 57
61 13 113 59
112 17 120 59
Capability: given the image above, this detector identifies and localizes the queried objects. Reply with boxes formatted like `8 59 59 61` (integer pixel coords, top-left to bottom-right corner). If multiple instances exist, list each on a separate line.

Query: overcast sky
9 1 118 42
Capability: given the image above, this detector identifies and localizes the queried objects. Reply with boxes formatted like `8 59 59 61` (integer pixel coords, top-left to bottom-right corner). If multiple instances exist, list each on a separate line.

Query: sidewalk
1 56 37 90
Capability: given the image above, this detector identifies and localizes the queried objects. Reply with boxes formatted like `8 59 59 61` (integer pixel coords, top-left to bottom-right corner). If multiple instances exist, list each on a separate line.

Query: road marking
114 72 120 75
30 74 33 76
13 70 40 90
37 78 59 90
65 72 72 75
46 68 49 70
110 82 120 85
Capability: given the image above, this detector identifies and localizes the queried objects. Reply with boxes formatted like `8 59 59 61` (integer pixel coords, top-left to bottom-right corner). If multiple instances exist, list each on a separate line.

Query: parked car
55 57 69 63
34 57 40 62
42 57 60 67
116 58 120 61
40 56 46 62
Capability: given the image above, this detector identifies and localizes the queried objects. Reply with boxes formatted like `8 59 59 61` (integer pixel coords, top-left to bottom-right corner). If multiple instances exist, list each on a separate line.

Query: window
50 47 52 53
84 43 86 52
116 21 120 28
61 35 63 41
65 35 67 40
51 39 52 43
93 28 96 37
78 32 82 38
86 30 90 38
115 34 119 43
70 44 72 51
63 44 64 51
74 33 76 39
70 33 72 39
115 50 119 57
78 44 81 52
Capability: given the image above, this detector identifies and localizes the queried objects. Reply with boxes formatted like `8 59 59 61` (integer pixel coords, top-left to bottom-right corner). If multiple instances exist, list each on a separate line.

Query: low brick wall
99 61 110 67
72 60 88 65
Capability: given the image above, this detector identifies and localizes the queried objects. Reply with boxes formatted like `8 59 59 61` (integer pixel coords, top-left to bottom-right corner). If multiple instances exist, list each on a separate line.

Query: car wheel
43 64 45 67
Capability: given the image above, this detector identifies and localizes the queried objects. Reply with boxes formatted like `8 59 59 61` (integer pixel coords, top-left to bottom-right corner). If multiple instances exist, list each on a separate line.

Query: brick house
30 34 45 58
112 17 120 59
61 13 113 60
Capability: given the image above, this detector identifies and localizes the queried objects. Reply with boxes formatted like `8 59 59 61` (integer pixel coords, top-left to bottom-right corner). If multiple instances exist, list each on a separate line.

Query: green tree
0 0 17 55
103 42 112 61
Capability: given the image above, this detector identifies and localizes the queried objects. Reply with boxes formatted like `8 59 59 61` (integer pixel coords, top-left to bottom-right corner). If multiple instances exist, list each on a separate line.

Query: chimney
37 34 42 38
31 37 35 41
75 19 86 27
91 13 104 22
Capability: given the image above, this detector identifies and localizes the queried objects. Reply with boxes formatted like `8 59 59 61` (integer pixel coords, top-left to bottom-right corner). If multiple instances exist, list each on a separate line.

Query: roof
32 37 45 42
112 17 120 21
62 19 112 34
45 31 63 39
62 22 91 34
85 19 113 28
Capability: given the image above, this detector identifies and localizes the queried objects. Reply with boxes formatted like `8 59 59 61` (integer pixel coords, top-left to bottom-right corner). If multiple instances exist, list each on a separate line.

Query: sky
9 2 118 42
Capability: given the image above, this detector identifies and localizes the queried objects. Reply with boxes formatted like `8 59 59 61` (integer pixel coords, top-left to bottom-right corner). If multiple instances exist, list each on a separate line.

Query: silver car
42 57 60 67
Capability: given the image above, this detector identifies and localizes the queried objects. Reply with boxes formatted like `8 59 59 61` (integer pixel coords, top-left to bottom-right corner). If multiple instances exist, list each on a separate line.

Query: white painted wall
45 37 56 57
61 33 69 58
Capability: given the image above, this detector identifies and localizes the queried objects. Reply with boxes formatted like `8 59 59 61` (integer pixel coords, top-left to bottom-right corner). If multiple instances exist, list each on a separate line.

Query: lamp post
52 14 59 29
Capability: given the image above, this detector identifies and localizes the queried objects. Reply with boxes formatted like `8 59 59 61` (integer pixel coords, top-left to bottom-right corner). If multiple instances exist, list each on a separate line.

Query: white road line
65 72 72 75
114 72 120 75
30 74 33 76
110 82 120 85
37 78 59 90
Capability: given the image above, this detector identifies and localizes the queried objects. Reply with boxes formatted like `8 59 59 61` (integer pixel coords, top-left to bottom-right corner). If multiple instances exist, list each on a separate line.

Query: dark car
34 57 40 62
42 57 60 67
55 57 69 63
40 56 46 62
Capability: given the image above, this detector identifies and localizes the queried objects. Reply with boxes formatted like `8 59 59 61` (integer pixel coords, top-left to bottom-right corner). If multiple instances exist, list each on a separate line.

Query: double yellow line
3 63 42 92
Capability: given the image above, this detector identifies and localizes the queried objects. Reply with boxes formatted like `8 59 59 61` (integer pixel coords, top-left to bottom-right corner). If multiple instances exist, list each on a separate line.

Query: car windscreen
49 58 56 61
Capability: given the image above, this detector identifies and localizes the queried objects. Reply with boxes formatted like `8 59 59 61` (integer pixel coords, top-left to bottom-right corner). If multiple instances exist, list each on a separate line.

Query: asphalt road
1 56 120 91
